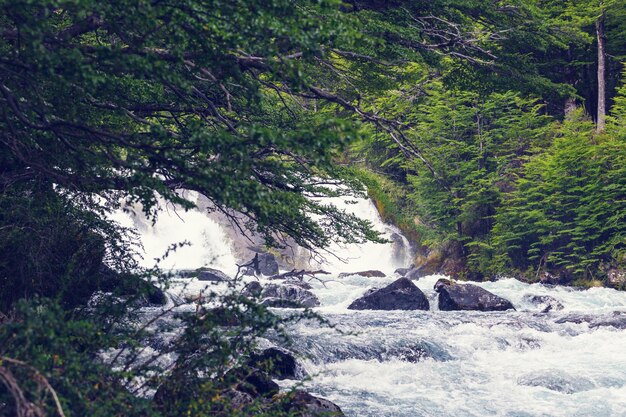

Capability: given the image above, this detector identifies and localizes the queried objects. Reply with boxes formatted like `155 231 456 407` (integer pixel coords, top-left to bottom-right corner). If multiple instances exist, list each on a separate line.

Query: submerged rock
338 270 386 278
197 267 230 282
435 279 515 311
555 311 626 329
522 294 564 313
260 283 320 308
348 277 429 311
247 347 305 380
280 390 345 417
517 370 594 394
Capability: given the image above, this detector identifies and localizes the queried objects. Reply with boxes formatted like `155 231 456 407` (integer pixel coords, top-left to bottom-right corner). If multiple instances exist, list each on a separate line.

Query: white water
113 194 626 417
109 192 238 274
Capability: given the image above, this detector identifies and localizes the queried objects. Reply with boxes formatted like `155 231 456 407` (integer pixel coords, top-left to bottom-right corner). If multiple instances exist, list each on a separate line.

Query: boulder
247 347 305 380
281 390 345 417
522 294 564 313
434 279 515 311
338 270 386 278
348 277 429 311
261 283 320 308
197 267 230 282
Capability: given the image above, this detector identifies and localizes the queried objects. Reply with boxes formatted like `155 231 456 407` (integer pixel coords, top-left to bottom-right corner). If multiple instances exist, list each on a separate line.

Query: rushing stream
113 195 626 417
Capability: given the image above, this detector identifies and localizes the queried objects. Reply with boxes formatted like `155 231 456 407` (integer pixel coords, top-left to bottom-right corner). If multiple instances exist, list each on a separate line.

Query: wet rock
433 278 454 291
435 280 515 311
248 347 305 380
348 277 429 311
225 368 280 398
260 283 320 308
517 370 594 394
386 342 452 363
197 267 230 282
338 270 386 278
522 294 564 313
280 390 345 417
242 281 263 298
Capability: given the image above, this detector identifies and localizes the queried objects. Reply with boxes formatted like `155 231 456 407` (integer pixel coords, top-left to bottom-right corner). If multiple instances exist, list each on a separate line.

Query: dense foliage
2 0 626 416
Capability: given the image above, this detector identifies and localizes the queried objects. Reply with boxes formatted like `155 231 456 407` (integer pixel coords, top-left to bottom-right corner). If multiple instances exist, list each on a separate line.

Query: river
112 195 626 417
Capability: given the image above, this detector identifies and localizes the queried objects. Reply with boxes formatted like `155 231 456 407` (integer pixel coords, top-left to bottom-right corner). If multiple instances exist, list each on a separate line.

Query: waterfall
111 192 626 417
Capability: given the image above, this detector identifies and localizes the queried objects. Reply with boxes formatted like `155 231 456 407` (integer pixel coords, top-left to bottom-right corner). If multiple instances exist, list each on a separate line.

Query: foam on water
114 193 626 417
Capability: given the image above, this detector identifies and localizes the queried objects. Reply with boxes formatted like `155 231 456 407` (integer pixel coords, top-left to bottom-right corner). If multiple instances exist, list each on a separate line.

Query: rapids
112 195 626 417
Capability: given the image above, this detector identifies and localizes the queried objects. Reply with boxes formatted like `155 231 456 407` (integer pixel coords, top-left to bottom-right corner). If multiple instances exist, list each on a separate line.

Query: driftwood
268 269 340 288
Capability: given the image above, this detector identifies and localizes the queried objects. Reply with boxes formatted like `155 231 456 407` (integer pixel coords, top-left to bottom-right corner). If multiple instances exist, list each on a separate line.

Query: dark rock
433 278 454 291
248 347 305 380
338 270 386 278
261 283 320 308
435 280 515 311
242 281 263 298
522 294 564 313
225 368 279 398
197 267 230 282
257 253 279 276
348 277 429 311
281 390 345 417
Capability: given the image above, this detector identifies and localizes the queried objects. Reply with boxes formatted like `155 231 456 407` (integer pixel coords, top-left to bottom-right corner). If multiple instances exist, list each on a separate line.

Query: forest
1 1 626 416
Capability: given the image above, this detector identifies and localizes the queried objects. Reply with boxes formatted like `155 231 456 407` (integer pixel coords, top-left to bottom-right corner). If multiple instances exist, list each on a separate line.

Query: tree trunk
596 7 606 133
